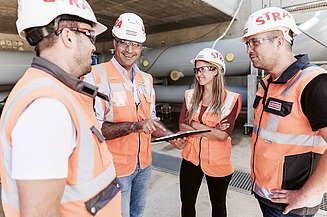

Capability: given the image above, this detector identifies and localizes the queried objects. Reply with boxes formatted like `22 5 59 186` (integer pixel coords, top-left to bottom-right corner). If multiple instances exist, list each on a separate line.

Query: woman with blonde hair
179 48 242 217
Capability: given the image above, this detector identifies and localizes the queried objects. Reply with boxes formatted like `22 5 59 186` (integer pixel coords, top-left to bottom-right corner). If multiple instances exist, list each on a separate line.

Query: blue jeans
118 165 152 217
258 201 315 217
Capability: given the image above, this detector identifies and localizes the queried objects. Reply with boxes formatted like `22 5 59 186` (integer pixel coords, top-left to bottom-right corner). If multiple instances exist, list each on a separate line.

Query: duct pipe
140 10 327 78
140 38 250 78
0 50 34 85
154 85 247 106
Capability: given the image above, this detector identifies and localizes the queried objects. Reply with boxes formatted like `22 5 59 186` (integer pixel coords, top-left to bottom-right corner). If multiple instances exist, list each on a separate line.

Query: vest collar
31 56 108 101
270 54 311 84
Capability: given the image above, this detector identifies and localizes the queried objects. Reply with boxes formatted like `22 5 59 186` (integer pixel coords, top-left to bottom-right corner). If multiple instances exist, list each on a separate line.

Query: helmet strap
25 16 61 46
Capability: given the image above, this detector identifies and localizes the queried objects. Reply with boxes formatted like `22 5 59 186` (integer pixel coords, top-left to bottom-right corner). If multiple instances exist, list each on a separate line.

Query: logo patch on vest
268 100 282 111
265 97 293 117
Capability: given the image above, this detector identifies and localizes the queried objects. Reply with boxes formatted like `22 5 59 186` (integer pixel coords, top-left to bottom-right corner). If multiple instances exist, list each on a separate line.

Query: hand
217 119 230 131
269 189 323 214
137 118 166 134
168 137 188 150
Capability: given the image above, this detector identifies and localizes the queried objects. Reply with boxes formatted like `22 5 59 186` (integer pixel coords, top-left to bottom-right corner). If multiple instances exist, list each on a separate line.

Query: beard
74 53 92 77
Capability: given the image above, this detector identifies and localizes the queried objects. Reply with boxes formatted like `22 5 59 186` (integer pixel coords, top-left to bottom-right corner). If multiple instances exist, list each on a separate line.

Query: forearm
190 121 229 141
17 179 65 217
179 122 195 132
101 121 137 140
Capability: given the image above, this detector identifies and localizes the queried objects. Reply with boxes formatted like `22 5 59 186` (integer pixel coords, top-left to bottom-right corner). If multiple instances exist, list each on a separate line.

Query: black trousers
179 159 232 217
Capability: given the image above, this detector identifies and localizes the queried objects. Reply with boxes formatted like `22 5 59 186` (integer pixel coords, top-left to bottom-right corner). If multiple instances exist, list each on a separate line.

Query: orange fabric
181 89 241 177
251 68 327 190
91 61 154 177
0 67 121 217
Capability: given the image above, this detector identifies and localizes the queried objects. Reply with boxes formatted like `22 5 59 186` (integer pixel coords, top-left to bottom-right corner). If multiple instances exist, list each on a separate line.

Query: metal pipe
0 50 34 85
154 84 247 106
139 9 327 79
140 38 250 78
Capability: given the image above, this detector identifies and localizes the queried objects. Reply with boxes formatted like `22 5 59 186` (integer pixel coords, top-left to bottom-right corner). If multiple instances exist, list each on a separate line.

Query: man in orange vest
84 12 186 217
242 7 327 217
0 0 121 216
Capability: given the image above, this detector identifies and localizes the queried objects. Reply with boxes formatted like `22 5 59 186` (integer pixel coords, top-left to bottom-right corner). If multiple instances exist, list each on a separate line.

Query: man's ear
277 36 284 49
60 28 73 47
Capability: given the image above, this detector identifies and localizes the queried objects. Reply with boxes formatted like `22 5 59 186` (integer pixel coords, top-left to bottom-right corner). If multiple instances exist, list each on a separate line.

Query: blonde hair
187 61 225 124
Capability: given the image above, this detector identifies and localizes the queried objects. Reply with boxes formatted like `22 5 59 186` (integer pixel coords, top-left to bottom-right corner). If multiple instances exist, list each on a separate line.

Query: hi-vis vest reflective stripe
92 61 155 177
252 66 327 201
0 68 121 217
182 89 241 177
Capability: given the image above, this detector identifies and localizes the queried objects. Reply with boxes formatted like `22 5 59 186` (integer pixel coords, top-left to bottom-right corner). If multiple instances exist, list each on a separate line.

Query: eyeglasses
115 38 142 49
244 36 278 49
56 27 96 44
193 66 217 74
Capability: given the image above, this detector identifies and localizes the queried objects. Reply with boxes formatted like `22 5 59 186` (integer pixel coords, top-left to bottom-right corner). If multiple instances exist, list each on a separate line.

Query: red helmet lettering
256 16 265 25
211 52 218 59
263 12 271 21
115 19 122 28
69 0 80 8
81 0 91 10
283 11 291 19
272 12 282 21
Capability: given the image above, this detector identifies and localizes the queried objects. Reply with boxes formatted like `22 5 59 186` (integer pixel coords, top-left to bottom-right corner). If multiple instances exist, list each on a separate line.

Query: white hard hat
16 0 107 39
242 7 300 43
112 13 146 43
191 48 226 74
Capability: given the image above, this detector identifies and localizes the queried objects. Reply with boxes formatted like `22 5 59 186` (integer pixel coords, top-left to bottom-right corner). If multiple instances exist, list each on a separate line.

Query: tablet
151 129 211 143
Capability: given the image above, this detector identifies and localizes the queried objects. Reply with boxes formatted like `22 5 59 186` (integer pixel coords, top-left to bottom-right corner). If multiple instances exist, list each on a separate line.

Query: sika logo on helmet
191 48 226 74
112 13 146 43
242 7 300 43
16 0 107 38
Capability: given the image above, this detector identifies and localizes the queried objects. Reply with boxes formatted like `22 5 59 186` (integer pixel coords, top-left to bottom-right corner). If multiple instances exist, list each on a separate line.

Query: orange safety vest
0 67 121 217
251 66 327 214
182 89 241 177
91 61 155 177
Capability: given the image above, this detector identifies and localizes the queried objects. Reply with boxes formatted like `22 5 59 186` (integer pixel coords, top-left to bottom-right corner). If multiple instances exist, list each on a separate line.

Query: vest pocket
112 91 127 106
208 145 231 166
282 152 321 190
85 177 121 216
264 97 293 117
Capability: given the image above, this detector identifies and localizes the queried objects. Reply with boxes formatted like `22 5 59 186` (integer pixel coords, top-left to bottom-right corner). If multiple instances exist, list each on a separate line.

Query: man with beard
242 6 327 217
0 0 121 216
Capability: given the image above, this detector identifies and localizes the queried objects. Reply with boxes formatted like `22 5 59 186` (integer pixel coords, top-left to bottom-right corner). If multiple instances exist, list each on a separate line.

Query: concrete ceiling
0 0 233 43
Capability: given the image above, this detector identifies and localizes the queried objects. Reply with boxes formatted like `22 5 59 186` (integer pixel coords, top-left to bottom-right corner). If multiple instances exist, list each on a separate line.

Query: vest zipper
251 80 271 193
135 102 141 165
198 137 203 165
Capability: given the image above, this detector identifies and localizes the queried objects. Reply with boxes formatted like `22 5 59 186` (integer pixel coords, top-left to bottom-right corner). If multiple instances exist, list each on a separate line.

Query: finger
283 205 292 215
169 141 181 149
269 194 287 199
153 121 166 132
220 119 228 124
270 189 290 194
